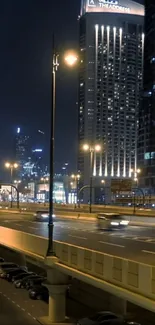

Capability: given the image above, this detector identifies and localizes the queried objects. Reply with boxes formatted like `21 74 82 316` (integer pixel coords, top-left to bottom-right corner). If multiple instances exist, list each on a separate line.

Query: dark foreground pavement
0 292 40 325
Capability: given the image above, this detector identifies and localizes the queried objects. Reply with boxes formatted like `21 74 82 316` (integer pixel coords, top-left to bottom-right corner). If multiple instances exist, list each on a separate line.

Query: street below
0 289 40 325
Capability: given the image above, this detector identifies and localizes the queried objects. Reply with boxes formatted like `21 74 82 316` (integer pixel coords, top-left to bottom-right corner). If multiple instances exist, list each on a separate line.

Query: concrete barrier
0 226 154 311
54 241 155 312
0 226 48 259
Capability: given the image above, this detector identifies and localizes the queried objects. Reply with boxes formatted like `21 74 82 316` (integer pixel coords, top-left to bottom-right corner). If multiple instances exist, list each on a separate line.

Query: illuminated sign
32 149 43 153
17 127 20 134
81 0 144 16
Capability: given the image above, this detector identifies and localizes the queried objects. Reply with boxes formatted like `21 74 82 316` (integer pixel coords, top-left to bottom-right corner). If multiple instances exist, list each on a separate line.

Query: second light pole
47 36 78 256
83 144 101 213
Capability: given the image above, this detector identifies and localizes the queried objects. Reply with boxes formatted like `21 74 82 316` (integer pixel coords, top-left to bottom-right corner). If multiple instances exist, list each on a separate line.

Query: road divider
1 209 155 228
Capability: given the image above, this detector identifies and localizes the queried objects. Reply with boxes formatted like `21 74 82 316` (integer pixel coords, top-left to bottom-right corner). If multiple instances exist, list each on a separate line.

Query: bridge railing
0 226 155 311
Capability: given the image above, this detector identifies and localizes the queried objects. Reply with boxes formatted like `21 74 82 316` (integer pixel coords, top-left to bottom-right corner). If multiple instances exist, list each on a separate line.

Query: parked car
12 272 34 283
77 312 119 325
1 267 20 279
6 268 28 282
0 257 4 263
26 277 46 290
15 274 40 289
34 211 56 222
29 285 49 301
97 214 129 230
0 263 18 277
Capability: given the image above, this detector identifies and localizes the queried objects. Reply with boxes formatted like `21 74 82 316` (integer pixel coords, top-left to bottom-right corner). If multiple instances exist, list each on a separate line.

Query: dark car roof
18 274 36 282
13 272 28 278
30 276 46 281
7 268 23 274
0 262 17 267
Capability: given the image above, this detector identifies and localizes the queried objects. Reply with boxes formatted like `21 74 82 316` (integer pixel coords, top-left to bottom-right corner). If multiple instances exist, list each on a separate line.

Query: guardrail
1 202 155 217
0 226 154 312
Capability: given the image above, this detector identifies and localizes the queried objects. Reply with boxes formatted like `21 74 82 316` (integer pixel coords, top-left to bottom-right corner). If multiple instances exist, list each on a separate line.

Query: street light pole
47 35 58 256
10 166 13 209
83 144 101 213
89 150 93 213
5 163 18 209
47 39 78 256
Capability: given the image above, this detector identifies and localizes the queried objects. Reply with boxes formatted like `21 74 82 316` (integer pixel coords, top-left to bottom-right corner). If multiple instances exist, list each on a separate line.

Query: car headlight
111 222 119 226
41 214 49 218
120 220 129 225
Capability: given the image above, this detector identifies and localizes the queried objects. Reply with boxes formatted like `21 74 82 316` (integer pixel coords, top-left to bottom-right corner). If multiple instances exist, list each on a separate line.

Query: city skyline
0 0 144 178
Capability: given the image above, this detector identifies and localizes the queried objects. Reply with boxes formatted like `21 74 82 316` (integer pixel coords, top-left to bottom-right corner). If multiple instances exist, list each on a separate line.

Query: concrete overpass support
40 257 69 324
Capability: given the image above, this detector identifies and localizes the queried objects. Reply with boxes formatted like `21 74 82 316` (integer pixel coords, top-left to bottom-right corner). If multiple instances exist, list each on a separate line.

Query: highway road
1 215 155 265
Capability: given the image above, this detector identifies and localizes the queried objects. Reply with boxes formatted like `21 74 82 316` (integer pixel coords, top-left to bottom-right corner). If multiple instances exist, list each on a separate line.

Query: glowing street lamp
64 52 78 66
130 168 141 186
40 177 49 206
82 144 102 213
48 36 79 255
71 174 80 207
5 162 19 208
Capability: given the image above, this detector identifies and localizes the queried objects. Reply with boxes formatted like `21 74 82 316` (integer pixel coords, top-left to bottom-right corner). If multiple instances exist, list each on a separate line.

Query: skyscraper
15 127 30 176
78 0 144 201
138 1 155 191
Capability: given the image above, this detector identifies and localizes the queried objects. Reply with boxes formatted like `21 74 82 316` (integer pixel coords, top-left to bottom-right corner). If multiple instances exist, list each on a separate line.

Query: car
12 272 34 283
1 267 21 279
0 257 4 263
29 285 49 301
6 268 28 282
0 263 18 277
15 274 40 289
77 312 119 325
97 214 129 230
26 277 46 290
34 211 56 222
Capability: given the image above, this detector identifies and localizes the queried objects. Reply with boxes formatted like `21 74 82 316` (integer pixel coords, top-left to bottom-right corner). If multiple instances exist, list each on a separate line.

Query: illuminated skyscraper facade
78 0 144 196
15 127 30 175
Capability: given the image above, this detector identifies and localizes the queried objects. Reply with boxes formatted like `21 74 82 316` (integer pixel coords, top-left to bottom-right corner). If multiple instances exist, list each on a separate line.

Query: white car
97 213 129 230
34 211 56 222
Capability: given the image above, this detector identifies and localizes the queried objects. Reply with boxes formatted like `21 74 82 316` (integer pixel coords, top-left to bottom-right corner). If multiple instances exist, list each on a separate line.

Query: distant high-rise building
15 127 30 176
138 1 155 190
78 0 144 201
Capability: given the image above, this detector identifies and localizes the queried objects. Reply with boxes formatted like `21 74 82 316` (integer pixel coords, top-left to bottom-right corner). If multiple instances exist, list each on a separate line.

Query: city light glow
64 52 78 66
83 144 90 151
5 162 18 169
95 144 101 152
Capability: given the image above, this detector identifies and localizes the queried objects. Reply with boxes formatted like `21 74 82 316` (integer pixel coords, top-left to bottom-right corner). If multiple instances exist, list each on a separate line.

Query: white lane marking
68 234 87 240
142 250 155 255
28 226 38 230
99 241 125 248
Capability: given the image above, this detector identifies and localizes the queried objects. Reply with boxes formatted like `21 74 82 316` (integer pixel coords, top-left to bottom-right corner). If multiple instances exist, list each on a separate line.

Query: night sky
0 0 144 176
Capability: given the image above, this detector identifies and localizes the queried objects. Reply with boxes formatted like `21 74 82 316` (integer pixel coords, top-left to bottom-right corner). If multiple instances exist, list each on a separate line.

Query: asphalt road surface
1 214 155 265
0 291 40 325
